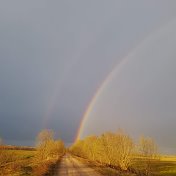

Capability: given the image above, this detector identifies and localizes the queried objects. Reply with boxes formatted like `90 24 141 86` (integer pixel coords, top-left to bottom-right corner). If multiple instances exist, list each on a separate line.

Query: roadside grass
32 158 59 176
0 149 35 175
0 149 62 176
72 154 176 176
72 155 137 176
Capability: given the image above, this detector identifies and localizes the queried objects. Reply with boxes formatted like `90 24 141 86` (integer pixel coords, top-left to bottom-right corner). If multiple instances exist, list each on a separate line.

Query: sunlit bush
70 130 134 170
36 129 65 160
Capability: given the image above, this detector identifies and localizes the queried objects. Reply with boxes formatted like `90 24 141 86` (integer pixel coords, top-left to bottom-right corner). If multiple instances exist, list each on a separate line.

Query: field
0 148 59 176
115 156 176 176
0 149 36 175
1 146 176 176
114 156 176 176
155 156 176 176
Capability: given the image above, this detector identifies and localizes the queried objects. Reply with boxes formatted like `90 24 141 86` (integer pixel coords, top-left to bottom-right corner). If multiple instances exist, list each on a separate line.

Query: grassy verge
32 158 60 176
72 155 176 176
0 149 35 176
72 155 138 176
0 149 63 176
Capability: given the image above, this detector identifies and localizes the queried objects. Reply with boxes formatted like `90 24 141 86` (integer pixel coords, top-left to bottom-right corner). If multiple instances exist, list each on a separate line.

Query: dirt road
55 154 102 176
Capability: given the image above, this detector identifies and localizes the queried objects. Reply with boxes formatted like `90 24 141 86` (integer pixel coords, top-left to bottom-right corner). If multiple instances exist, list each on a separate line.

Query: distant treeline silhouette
0 145 36 151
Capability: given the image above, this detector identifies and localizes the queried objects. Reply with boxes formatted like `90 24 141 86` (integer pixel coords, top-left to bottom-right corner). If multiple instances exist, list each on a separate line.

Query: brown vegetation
32 129 65 175
138 136 159 175
0 129 65 175
70 130 158 175
70 131 134 170
35 129 65 160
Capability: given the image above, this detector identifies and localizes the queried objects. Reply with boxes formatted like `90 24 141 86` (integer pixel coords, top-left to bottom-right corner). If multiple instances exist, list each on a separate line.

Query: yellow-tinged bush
70 131 134 170
36 129 65 160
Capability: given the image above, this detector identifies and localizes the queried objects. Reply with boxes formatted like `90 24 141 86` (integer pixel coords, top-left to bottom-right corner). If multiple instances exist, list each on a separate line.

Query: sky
0 1 176 153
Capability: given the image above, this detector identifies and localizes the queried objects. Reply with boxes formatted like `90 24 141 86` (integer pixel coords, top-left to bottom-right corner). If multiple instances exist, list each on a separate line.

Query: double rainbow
42 18 176 143
74 18 176 142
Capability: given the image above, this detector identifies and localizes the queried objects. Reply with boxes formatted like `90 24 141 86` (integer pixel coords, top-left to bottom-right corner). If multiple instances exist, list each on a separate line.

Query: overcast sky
0 1 176 153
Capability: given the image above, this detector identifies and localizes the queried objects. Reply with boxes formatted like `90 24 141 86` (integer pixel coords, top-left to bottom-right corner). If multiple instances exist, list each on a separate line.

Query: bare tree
139 136 158 175
36 129 54 146
139 136 158 158
70 130 134 170
36 129 65 160
116 131 134 170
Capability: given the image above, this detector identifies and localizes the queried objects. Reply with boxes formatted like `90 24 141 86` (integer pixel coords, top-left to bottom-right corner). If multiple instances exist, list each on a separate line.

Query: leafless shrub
70 130 134 170
35 129 65 161
138 136 159 175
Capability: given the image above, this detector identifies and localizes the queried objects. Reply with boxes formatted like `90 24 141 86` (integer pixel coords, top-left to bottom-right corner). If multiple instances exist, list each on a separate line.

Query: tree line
70 130 158 175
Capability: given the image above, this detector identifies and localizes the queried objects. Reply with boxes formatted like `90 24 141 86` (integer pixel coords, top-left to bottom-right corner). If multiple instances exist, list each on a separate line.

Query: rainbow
41 18 175 142
74 18 176 142
42 30 101 128
74 54 130 142
42 56 82 128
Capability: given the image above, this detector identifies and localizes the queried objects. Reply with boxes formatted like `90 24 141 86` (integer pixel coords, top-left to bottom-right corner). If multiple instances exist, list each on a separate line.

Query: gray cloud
0 1 176 152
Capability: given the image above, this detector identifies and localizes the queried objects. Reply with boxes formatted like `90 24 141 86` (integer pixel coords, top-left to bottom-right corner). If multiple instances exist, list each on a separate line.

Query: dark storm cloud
0 0 176 149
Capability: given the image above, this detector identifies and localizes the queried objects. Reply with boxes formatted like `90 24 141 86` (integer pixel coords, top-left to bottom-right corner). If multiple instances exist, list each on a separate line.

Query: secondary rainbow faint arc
75 18 176 142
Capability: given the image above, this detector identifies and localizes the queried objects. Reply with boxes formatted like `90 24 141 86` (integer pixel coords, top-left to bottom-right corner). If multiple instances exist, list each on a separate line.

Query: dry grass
0 148 62 176
0 149 35 175
72 155 138 176
71 154 176 176
131 156 176 176
32 159 58 176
